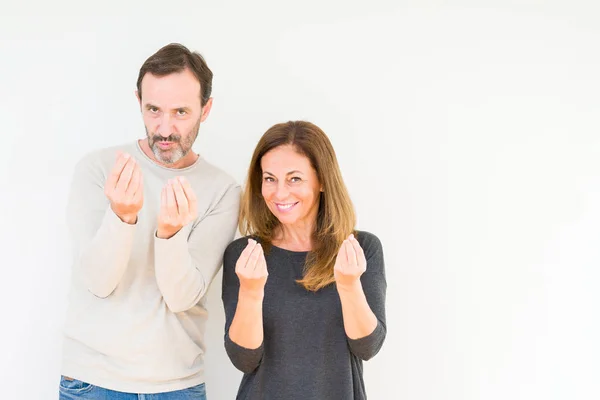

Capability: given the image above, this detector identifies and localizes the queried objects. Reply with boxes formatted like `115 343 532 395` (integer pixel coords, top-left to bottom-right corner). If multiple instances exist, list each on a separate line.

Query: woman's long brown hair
239 121 356 291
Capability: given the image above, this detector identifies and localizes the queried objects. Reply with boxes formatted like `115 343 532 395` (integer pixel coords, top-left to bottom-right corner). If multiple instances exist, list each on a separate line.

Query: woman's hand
236 239 268 297
334 234 366 291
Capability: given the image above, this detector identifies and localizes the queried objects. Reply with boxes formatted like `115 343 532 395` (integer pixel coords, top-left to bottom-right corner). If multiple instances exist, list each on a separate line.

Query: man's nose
157 114 174 138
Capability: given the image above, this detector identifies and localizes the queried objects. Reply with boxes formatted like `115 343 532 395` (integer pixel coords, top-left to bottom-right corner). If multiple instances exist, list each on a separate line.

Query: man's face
137 68 211 165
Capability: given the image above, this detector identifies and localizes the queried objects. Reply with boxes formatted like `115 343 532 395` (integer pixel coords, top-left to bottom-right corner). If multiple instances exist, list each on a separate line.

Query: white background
1 1 599 399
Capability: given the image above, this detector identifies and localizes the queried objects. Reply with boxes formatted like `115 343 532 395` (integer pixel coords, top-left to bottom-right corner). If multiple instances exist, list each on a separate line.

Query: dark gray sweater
221 231 387 400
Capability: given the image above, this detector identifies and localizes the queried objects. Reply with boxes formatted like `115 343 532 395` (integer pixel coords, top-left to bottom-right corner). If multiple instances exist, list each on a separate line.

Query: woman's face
260 145 322 228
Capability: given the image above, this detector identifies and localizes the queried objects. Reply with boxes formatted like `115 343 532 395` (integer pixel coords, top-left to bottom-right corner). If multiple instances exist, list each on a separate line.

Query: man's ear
200 97 213 123
135 90 142 109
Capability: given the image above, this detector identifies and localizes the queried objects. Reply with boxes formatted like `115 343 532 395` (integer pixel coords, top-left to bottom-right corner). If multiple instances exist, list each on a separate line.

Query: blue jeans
58 376 207 399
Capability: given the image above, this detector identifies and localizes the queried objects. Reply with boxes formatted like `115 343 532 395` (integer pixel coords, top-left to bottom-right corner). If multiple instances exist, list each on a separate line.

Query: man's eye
149 107 158 113
176 109 187 116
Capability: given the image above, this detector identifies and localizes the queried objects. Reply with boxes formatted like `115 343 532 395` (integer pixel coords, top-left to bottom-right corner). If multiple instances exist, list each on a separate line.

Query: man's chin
160 157 176 165
152 149 178 165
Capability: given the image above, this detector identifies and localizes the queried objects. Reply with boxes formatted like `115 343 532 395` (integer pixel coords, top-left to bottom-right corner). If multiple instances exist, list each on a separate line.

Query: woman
222 121 386 399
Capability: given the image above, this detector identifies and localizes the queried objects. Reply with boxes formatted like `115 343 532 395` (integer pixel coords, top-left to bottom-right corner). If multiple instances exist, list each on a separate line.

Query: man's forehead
140 70 201 102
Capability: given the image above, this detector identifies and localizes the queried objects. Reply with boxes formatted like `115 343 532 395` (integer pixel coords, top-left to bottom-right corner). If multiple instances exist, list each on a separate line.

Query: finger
106 152 129 191
172 178 189 216
126 163 141 197
133 172 144 203
166 182 177 219
350 235 367 270
160 186 168 219
178 176 195 201
342 241 351 272
236 239 258 273
345 237 358 268
260 252 268 277
115 157 136 194
247 243 262 271
178 176 197 218
252 245 264 271
334 241 347 273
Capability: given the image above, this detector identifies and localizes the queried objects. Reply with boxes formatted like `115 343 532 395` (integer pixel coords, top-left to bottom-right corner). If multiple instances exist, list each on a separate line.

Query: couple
59 43 387 400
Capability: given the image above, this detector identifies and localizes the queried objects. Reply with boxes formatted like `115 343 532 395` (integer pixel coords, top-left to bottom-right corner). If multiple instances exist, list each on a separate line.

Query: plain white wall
1 1 599 399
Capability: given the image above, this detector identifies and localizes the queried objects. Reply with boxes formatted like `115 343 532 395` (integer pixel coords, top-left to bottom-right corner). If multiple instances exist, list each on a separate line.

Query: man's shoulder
193 157 240 189
75 142 137 170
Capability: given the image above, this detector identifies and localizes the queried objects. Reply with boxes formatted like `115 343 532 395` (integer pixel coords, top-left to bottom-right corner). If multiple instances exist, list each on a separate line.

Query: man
59 43 240 399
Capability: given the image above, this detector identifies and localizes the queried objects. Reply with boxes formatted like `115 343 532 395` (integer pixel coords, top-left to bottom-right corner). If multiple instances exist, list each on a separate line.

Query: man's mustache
152 134 181 143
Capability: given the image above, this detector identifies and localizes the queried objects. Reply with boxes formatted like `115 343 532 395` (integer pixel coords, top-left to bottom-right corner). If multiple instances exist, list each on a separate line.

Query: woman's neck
272 223 315 252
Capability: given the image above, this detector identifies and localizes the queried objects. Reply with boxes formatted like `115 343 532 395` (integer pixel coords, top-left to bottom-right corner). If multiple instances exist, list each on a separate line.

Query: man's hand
105 152 143 224
157 176 198 239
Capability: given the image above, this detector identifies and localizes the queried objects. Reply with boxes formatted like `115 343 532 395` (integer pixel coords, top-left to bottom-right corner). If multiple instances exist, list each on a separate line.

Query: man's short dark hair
137 43 213 106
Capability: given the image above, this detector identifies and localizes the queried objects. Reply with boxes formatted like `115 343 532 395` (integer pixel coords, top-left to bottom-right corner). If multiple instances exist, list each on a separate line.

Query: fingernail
123 153 130 159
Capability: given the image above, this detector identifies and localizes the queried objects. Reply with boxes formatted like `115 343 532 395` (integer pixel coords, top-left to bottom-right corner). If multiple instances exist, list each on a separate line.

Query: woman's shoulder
225 233 268 253
355 230 382 248
224 235 255 262
355 230 385 259
226 235 257 250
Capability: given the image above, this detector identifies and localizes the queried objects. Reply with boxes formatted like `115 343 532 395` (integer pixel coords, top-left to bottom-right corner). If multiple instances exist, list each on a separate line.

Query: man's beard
146 118 201 165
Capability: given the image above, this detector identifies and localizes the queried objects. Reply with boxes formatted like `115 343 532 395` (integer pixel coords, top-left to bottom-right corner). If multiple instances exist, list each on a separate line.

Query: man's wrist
118 213 138 225
156 227 180 239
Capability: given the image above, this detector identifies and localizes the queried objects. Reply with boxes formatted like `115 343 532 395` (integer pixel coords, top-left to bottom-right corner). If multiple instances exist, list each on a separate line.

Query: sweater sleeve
221 239 265 373
346 231 387 361
66 154 137 298
153 184 240 313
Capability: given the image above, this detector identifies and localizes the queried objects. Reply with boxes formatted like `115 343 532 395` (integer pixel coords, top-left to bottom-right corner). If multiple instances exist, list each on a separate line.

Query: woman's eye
290 177 301 183
263 177 274 182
